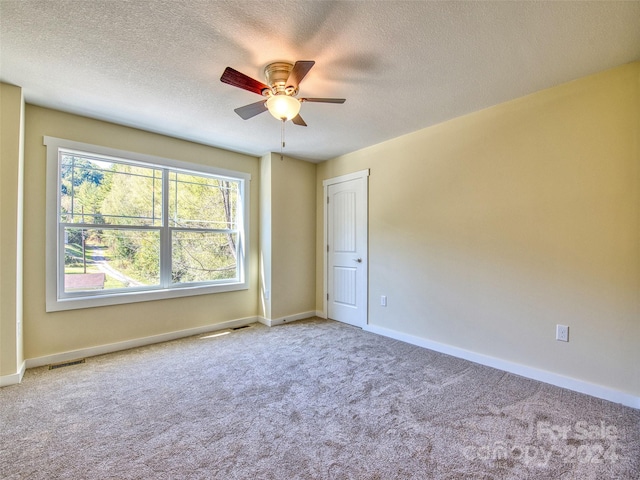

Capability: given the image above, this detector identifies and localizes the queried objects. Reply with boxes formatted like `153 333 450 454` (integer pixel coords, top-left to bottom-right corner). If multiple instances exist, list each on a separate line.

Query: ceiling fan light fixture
266 94 301 121
221 61 345 126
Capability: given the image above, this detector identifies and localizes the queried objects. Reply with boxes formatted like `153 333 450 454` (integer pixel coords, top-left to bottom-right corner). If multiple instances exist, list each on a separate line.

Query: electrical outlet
556 324 569 342
380 295 387 307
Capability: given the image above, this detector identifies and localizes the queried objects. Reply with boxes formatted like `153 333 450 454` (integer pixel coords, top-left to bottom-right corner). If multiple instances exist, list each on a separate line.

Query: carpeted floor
1 318 638 479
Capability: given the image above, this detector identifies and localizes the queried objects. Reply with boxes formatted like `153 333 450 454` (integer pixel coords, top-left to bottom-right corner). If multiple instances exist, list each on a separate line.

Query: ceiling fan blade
234 100 267 120
291 114 307 127
286 61 315 90
300 97 346 104
221 67 269 95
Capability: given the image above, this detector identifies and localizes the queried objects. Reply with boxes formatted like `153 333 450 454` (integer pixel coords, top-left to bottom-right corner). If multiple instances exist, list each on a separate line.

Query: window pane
168 172 238 229
64 227 160 292
172 231 237 284
60 154 162 226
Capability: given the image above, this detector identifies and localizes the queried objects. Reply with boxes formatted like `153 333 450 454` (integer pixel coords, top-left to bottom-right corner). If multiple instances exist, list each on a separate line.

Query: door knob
354 258 362 263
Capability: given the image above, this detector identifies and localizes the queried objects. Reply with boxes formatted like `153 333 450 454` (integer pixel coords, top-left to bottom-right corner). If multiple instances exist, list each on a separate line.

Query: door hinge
327 196 329 204
327 244 329 252
327 293 329 301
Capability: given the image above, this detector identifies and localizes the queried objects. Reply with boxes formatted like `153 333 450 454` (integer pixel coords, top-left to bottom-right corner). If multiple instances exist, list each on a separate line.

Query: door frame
323 169 369 325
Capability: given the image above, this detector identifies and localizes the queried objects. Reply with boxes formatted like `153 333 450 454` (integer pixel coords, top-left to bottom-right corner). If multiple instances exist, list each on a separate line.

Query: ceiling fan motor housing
264 62 297 96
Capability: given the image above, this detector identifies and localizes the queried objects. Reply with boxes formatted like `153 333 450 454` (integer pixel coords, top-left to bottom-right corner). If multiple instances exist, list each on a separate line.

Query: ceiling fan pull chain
280 119 285 160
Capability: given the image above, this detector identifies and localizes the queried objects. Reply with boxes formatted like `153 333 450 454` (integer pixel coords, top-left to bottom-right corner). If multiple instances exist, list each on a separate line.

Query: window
44 137 250 311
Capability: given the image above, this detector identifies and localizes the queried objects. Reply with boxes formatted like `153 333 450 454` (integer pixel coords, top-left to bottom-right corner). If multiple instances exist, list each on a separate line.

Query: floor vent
231 325 251 331
48 359 86 370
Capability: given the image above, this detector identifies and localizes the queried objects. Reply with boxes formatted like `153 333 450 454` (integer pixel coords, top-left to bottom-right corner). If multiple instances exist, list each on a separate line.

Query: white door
325 171 368 327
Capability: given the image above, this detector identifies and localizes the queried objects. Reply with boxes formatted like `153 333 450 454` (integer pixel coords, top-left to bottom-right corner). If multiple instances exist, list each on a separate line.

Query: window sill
46 281 248 312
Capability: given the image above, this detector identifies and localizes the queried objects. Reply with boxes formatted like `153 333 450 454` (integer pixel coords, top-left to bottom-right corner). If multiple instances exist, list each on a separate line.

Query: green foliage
167 173 238 283
60 156 104 195
60 156 111 223
75 182 107 223
101 164 161 226
172 231 236 283
60 156 240 287
102 229 160 284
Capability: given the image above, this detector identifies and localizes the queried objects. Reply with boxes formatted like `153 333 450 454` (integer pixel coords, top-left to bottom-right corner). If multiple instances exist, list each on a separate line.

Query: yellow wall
260 153 316 321
270 154 316 319
5 62 639 402
317 62 640 397
23 106 260 359
0 83 25 379
259 154 273 320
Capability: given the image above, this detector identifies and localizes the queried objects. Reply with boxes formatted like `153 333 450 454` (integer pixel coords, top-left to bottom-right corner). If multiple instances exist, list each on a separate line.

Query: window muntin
45 137 250 311
61 155 164 227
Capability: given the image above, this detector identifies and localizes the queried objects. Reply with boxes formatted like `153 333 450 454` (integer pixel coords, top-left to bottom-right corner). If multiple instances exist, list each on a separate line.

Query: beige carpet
1 318 638 479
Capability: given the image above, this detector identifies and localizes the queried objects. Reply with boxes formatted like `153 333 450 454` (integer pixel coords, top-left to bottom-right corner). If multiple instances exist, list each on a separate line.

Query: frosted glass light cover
266 95 301 121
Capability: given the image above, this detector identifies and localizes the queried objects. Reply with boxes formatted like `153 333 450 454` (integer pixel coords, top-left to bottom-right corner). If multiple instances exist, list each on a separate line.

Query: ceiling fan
220 61 345 126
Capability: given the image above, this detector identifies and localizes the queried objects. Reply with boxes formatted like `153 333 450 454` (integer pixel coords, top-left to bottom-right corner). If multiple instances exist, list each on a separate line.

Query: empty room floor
1 318 638 479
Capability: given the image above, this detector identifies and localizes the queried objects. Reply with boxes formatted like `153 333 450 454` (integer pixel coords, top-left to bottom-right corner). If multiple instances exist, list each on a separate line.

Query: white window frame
44 136 251 312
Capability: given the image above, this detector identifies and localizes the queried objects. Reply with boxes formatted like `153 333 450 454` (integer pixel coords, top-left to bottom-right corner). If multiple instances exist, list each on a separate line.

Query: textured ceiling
1 1 639 162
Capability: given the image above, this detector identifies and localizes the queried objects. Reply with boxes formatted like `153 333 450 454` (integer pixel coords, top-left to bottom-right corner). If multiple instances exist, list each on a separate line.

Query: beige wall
259 154 273 320
5 62 638 402
317 62 640 397
260 153 316 321
0 83 25 379
23 106 260 359
270 154 316 319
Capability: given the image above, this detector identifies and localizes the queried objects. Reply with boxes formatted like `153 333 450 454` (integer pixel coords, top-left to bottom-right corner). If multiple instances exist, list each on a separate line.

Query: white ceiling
1 1 639 163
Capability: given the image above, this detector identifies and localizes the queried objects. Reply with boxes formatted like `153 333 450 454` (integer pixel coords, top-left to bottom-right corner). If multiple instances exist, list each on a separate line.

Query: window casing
44 137 250 312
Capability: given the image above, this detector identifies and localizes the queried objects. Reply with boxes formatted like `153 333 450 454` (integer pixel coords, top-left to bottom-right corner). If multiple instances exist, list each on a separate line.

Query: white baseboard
315 310 327 319
0 360 26 387
363 323 640 410
258 311 317 327
25 316 259 370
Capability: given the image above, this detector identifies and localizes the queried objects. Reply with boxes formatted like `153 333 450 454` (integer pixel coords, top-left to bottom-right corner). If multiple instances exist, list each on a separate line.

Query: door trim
323 169 369 323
